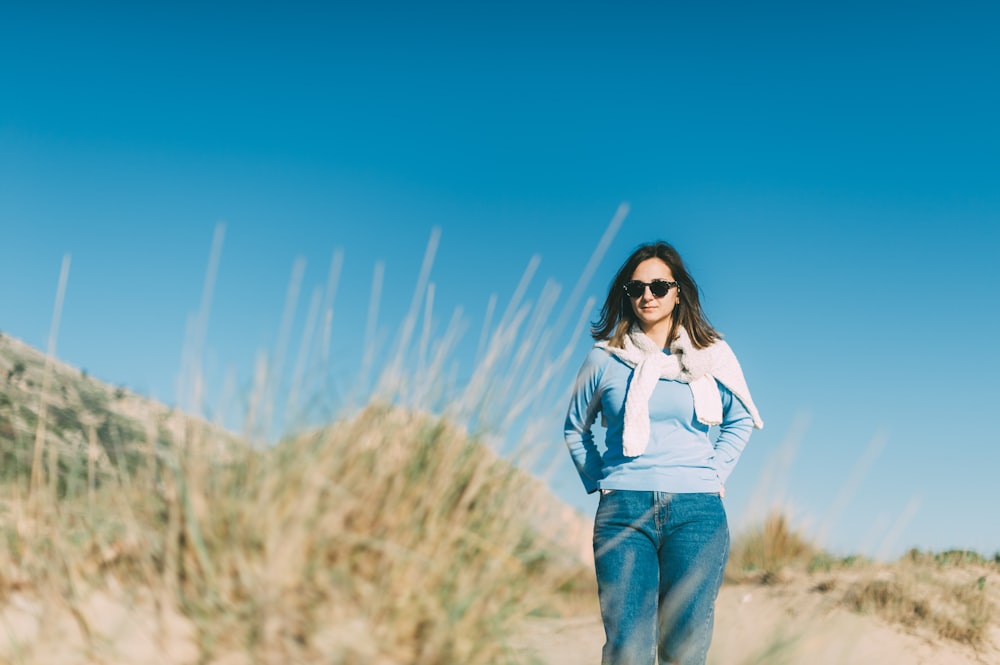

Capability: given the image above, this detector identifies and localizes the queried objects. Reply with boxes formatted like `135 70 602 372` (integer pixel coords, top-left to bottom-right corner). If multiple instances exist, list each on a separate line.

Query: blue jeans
593 491 729 665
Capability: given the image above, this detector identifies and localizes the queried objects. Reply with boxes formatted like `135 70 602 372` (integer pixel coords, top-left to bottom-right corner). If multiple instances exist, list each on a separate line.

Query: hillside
521 565 1000 665
0 332 198 482
2 332 998 665
0 332 594 664
517 521 1000 665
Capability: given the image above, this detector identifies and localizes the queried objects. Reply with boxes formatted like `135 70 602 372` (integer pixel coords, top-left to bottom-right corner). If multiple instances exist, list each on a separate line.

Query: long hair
591 241 720 349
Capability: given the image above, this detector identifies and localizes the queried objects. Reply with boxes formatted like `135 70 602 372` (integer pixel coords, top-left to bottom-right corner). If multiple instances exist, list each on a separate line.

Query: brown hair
591 241 720 349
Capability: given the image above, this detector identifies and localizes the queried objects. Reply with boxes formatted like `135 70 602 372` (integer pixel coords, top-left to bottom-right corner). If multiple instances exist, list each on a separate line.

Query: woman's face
628 258 681 333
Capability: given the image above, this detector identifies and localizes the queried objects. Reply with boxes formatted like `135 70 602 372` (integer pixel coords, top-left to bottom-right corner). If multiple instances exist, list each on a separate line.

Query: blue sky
2 0 998 558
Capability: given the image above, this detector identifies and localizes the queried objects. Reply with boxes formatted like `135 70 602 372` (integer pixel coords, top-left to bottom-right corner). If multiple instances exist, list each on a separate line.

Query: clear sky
2 0 998 558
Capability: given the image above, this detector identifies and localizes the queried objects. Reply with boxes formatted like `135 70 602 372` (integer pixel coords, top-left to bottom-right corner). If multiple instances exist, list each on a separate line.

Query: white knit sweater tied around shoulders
595 326 763 457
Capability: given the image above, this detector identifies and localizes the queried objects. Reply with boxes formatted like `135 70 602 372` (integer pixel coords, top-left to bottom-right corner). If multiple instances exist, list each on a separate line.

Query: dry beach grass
1 222 998 664
0 331 594 664
4 329 1000 664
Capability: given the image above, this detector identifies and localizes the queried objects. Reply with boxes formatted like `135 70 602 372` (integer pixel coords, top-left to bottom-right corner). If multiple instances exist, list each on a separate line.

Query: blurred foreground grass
0 378 594 664
3 290 998 665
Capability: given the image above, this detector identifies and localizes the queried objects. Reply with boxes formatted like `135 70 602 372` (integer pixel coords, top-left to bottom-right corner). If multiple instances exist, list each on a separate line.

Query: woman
564 241 762 665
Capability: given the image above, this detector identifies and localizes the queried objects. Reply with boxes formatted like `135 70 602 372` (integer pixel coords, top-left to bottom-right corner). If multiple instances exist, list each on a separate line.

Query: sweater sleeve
713 381 754 485
563 348 608 494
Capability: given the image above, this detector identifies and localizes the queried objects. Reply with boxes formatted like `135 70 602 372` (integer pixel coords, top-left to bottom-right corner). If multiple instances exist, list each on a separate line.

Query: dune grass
0 223 617 663
4 346 997 662
839 549 996 646
4 218 998 663
0 393 593 664
725 512 821 584
726 512 998 649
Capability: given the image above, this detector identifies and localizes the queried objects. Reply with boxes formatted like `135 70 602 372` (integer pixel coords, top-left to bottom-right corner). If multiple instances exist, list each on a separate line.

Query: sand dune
3 331 997 664
517 572 1000 665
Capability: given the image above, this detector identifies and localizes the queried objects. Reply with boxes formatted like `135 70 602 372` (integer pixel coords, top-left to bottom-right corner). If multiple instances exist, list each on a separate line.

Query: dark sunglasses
623 279 679 299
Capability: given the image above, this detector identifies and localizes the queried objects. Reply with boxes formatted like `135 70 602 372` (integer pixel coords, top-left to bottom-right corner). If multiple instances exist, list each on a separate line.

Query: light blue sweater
564 346 754 494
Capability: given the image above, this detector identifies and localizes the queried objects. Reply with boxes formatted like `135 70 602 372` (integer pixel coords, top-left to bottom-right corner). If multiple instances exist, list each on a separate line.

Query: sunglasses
623 279 679 299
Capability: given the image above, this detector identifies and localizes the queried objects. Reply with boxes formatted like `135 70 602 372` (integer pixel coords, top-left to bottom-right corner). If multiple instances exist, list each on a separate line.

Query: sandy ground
0 587 197 665
515 581 1000 665
2 577 998 664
